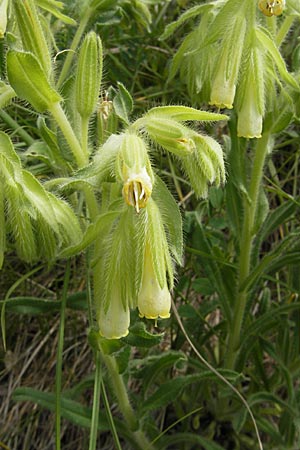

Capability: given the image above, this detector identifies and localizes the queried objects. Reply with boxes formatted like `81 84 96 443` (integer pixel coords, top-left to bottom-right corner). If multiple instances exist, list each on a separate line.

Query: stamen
133 181 140 213
139 185 145 200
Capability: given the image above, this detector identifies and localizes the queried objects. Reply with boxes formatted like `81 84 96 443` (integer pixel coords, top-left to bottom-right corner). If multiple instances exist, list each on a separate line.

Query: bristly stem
57 8 92 89
276 16 294 47
226 131 271 370
101 352 156 450
0 109 34 146
55 259 71 450
49 102 87 168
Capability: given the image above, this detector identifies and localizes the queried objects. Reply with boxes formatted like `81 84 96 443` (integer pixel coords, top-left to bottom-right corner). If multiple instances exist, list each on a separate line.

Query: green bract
6 51 62 113
12 0 52 76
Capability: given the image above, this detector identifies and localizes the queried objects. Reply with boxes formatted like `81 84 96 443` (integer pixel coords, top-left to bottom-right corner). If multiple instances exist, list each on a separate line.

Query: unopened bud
145 117 195 156
75 31 103 119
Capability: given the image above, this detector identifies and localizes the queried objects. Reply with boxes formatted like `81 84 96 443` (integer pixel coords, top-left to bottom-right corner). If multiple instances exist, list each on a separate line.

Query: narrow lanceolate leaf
0 131 21 167
256 27 299 89
146 199 173 289
0 82 16 109
0 184 5 269
145 106 228 122
152 176 183 265
48 193 83 246
12 0 52 75
112 82 133 124
6 185 38 262
36 0 77 25
75 31 103 118
160 3 215 41
59 210 120 257
7 51 62 113
19 170 59 234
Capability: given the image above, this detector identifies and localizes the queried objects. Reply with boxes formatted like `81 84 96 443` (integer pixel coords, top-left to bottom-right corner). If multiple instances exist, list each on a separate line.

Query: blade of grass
55 259 71 450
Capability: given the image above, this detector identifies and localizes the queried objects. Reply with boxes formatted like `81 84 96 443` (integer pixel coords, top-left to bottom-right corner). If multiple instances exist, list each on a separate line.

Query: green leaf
133 351 187 394
158 433 225 450
36 0 77 25
113 82 133 124
12 387 103 429
142 370 240 412
160 3 214 41
0 186 5 269
123 321 164 348
48 193 83 247
240 302 300 354
0 292 88 314
241 233 300 293
153 176 183 265
6 51 62 113
146 105 228 122
12 387 136 445
0 82 16 108
255 27 299 90
12 0 52 75
0 131 21 166
20 170 59 233
60 210 120 258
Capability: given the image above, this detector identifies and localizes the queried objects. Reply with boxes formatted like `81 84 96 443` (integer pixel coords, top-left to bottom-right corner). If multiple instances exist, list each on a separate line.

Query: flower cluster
88 107 227 338
165 0 297 138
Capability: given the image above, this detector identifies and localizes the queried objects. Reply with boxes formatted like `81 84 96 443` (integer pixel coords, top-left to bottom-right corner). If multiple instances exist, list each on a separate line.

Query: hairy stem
226 132 271 369
49 102 87 168
0 109 34 146
57 9 92 89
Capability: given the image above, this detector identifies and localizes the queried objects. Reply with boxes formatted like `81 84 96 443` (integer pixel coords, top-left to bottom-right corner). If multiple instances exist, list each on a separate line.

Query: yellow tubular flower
138 244 171 320
98 287 130 339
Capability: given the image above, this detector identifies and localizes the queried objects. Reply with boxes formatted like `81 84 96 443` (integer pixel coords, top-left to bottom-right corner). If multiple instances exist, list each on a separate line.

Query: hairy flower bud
75 31 103 119
144 117 196 157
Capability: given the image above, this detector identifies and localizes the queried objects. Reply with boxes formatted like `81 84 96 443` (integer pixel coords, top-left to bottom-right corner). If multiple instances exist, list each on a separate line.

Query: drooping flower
98 286 130 339
117 132 154 213
138 243 171 320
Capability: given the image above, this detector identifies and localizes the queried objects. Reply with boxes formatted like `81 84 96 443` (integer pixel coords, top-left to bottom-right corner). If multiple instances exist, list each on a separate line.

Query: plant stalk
226 132 271 369
57 8 92 89
49 102 87 168
101 352 156 450
0 109 35 146
88 350 102 450
55 259 71 450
